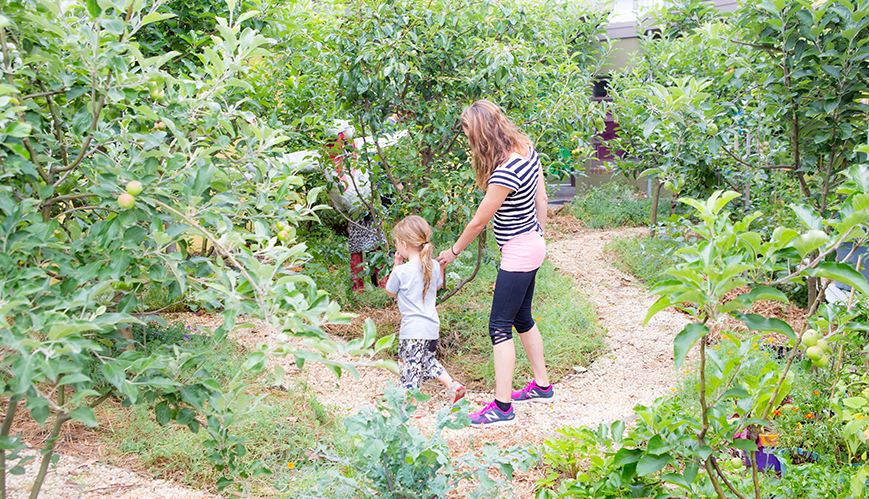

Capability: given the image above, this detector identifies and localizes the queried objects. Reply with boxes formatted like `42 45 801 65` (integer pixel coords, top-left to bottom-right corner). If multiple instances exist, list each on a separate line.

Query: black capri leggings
488 268 538 346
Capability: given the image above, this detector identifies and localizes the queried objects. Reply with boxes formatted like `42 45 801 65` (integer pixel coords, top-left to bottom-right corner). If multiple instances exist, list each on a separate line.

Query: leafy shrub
307 385 535 498
568 182 663 229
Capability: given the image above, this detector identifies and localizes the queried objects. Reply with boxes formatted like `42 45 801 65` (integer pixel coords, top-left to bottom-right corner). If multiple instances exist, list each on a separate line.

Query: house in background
554 0 739 200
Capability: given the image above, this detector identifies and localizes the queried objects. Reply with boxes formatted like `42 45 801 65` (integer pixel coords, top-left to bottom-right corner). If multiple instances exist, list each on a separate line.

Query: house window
593 76 611 99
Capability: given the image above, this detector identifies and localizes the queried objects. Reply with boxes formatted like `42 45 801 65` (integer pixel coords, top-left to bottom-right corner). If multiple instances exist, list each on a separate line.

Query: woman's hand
437 247 457 268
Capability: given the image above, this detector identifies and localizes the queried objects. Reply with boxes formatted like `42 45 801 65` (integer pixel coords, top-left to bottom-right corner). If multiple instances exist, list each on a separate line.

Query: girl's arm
535 164 548 230
386 252 402 297
437 260 445 290
437 184 511 267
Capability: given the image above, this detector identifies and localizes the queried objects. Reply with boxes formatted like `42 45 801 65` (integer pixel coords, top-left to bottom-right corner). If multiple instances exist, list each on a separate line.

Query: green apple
276 220 286 231
594 117 605 131
117 192 135 209
278 230 289 241
806 345 823 361
801 329 818 347
812 353 829 368
816 339 828 351
729 457 743 468
707 123 718 135
126 180 143 196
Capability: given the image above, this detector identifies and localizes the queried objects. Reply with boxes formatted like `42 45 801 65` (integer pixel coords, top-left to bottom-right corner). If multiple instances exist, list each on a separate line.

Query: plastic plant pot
742 448 784 473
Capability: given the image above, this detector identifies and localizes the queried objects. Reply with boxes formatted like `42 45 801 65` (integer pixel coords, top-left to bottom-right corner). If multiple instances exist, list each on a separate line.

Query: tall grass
604 235 676 288
438 235 607 389
568 181 664 229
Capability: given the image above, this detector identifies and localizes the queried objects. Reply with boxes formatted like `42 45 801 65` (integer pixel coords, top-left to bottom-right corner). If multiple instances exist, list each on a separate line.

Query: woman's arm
437 184 511 267
535 165 548 230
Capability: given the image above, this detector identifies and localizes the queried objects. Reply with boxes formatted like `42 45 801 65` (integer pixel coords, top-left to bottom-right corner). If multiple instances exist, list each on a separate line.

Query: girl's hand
393 251 404 267
437 247 457 268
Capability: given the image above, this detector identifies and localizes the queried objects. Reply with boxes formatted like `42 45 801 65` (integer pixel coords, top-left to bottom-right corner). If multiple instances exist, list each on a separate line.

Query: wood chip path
11 227 691 498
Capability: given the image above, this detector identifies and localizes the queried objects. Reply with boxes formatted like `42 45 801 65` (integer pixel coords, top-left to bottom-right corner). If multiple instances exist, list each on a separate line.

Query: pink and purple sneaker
511 380 555 403
470 401 515 427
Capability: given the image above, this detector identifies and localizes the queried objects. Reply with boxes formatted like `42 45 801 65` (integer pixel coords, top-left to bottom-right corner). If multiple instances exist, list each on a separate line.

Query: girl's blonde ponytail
391 216 436 304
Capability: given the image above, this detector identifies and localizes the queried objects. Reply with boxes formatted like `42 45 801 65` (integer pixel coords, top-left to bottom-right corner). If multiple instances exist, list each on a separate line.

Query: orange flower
813 391 820 395
773 410 782 416
806 413 814 419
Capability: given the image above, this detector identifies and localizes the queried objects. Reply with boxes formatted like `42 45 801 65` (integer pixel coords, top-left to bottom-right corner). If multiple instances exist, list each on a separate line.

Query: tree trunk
650 178 663 228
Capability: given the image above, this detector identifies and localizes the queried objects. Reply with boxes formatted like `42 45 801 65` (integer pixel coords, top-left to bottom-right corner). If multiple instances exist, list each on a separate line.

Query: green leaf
737 286 789 304
273 364 285 387
642 117 662 138
48 323 98 340
636 452 672 475
69 406 98 427
731 312 796 340
141 12 176 26
643 295 674 326
674 323 708 369
791 230 830 257
731 439 758 452
154 401 172 425
101 364 127 389
192 163 216 197
612 448 643 466
802 262 869 297
791 204 823 230
58 373 91 386
28 398 49 426
102 18 126 35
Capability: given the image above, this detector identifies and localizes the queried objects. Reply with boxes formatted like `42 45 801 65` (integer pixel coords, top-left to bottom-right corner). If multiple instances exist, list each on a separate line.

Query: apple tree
270 0 612 297
0 0 391 496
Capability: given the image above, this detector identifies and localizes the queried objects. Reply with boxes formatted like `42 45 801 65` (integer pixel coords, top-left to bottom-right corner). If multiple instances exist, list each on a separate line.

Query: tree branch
438 231 485 304
51 95 105 174
41 192 98 207
0 30 50 184
719 144 755 169
150 198 271 321
21 88 67 101
710 455 748 499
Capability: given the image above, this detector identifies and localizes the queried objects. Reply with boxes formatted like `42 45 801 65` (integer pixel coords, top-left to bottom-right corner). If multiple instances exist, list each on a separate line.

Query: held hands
437 247 457 268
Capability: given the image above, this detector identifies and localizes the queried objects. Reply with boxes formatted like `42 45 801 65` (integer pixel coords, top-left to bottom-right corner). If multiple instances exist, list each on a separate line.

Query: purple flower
184 334 189 339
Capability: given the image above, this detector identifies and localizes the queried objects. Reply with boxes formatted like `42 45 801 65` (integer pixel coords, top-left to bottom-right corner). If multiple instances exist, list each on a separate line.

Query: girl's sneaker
511 380 554 403
470 401 515 427
451 382 466 404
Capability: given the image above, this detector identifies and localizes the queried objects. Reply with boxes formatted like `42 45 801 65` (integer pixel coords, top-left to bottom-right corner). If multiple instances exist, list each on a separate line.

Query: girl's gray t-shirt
386 260 442 340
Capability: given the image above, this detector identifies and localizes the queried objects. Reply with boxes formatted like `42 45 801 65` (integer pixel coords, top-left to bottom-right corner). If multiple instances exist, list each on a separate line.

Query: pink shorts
500 231 545 272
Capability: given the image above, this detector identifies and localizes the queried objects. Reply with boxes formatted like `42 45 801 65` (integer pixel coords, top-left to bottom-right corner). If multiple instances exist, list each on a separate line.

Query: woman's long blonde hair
392 215 436 304
461 99 533 189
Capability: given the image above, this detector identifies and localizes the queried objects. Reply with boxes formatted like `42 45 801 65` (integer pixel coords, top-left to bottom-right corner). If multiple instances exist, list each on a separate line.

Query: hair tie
422 241 431 246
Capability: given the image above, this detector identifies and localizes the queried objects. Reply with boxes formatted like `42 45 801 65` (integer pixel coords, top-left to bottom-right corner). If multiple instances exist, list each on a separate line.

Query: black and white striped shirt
488 148 542 248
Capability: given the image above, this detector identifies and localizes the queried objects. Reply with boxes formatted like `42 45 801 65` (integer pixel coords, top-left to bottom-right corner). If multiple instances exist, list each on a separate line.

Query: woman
437 100 553 427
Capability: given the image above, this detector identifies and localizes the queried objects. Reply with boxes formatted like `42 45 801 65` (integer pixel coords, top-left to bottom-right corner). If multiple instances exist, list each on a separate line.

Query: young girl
385 215 466 406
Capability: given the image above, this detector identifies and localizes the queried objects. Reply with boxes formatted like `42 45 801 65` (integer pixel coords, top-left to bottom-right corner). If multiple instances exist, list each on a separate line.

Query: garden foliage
244 0 615 295
0 0 393 495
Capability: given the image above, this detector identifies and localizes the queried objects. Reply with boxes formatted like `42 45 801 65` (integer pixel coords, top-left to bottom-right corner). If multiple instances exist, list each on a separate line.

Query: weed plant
567 181 665 229
438 235 606 389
